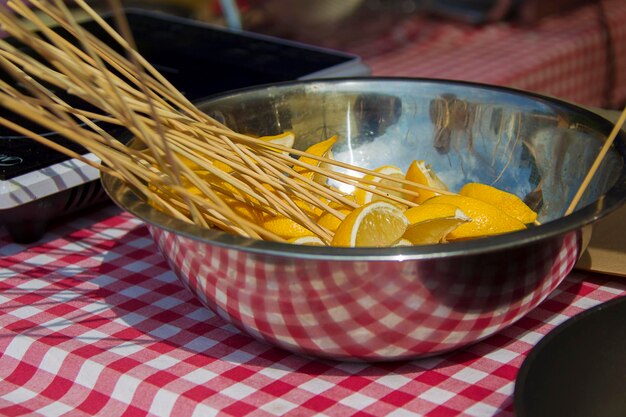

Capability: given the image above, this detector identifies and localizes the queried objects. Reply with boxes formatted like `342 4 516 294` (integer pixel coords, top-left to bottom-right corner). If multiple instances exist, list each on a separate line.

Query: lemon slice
259 131 296 148
261 215 315 239
317 207 352 232
404 160 448 204
459 182 538 224
331 201 409 247
423 195 526 240
294 136 337 183
403 203 470 244
288 235 326 246
353 165 406 205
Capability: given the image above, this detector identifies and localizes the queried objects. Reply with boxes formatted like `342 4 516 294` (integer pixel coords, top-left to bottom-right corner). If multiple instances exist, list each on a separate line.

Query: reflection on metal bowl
102 78 626 361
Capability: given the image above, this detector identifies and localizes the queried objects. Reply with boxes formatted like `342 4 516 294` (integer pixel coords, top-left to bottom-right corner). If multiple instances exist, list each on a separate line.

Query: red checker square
0 404 33 416
144 369 179 386
425 404 460 417
300 395 336 413
459 384 493 402
4 361 38 386
260 380 297 397
73 344 104 359
491 363 519 380
108 357 143 373
337 375 373 391
220 366 257 383
121 404 150 417
414 370 448 385
38 332 72 347
40 376 73 400
76 389 110 415
181 385 220 402
380 389 415 407
221 400 257 417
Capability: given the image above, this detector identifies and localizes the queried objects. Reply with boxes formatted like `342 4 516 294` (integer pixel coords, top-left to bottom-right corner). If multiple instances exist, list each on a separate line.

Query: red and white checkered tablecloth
345 0 626 109
1 204 624 417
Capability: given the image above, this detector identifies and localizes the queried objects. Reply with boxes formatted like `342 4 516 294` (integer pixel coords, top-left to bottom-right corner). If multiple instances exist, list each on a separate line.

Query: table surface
3 1 626 416
1 205 625 417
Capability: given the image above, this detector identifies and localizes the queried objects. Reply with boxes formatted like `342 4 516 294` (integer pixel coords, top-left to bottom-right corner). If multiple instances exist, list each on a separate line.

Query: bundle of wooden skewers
0 0 452 245
1 1 624 247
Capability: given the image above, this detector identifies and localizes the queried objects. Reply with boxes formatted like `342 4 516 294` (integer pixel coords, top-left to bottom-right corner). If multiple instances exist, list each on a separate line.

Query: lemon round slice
331 201 409 247
459 182 537 224
423 195 526 240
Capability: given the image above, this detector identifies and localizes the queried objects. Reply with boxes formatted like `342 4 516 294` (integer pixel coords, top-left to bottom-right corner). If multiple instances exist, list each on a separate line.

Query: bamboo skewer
565 106 626 215
11 0 621 246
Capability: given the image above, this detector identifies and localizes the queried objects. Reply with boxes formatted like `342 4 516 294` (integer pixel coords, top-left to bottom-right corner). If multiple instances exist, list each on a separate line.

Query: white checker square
297 378 335 395
126 236 155 249
220 382 257 401
75 360 105 390
123 260 153 273
374 374 413 390
50 290 81 304
183 308 214 322
183 336 218 353
1 386 39 403
149 324 181 339
90 274 118 287
20 255 56 268
40 347 70 376
572 297 601 310
419 386 456 403
149 389 180 417
55 265 86 277
259 397 299 416
257 364 294 380
4 335 36 360
9 305 41 319
181 368 219 384
496 382 515 395
77 329 109 343
518 330 545 346
483 348 518 364
153 271 178 283
76 300 113 315
464 402 499 417
152 296 183 311
339 392 378 409
145 354 181 371
191 403 220 417
386 409 423 417
110 374 142 404
113 312 146 327
37 402 74 417
15 277 50 290
119 285 151 299
108 341 146 356
220 349 255 364
452 367 489 385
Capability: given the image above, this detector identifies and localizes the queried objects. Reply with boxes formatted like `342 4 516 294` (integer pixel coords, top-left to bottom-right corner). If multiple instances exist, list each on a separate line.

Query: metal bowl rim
102 77 626 261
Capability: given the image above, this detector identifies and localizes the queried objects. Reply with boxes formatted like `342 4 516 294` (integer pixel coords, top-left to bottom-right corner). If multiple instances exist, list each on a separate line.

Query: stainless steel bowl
102 78 626 361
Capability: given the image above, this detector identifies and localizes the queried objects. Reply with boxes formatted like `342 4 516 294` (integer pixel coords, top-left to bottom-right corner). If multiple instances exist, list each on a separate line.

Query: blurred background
84 0 624 111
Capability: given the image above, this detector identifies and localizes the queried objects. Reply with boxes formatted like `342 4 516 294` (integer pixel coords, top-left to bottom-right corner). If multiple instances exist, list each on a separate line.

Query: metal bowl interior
102 78 626 360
